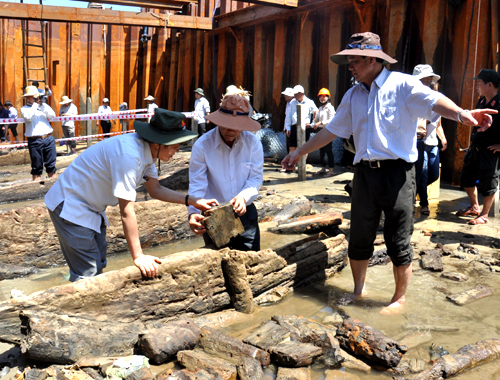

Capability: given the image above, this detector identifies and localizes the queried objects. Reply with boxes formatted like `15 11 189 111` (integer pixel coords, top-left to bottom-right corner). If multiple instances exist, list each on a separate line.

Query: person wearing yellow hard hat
313 88 336 177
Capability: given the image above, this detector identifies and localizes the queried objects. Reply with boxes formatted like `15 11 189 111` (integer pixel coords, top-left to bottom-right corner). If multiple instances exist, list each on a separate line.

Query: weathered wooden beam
0 2 212 30
73 0 185 10
243 0 297 8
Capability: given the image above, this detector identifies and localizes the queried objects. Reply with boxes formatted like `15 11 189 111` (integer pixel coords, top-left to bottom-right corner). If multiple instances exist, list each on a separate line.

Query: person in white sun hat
59 95 78 155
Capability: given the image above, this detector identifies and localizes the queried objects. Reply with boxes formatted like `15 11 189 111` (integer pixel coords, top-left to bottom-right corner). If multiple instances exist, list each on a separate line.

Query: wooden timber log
177 349 238 380
269 341 322 367
20 310 145 363
269 212 343 234
0 263 38 280
202 203 245 248
221 249 255 313
276 367 311 380
0 201 194 271
0 177 58 203
398 339 500 380
272 198 312 223
237 356 266 380
0 235 348 349
199 326 270 367
446 285 493 305
336 318 407 368
138 319 202 364
242 320 290 350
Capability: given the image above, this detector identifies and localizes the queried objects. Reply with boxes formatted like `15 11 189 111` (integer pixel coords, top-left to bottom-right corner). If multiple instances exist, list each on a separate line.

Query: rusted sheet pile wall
0 0 498 182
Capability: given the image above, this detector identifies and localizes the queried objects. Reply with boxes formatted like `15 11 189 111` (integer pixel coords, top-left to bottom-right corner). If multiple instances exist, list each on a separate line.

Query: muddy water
2 165 500 378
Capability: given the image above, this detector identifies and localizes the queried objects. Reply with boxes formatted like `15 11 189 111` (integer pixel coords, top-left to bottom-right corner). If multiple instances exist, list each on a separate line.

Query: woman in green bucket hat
45 108 218 282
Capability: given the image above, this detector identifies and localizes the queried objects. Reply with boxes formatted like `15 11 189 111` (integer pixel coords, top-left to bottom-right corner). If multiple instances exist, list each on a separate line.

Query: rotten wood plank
177 349 237 380
242 320 290 350
446 285 493 306
269 341 322 367
202 203 245 248
271 315 338 349
420 248 443 272
237 356 265 380
221 249 255 313
269 212 343 234
199 326 270 367
336 318 407 368
276 367 311 380
138 319 201 364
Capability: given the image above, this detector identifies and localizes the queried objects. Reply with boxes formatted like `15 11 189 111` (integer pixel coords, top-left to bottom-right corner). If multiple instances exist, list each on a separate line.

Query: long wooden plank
0 2 212 30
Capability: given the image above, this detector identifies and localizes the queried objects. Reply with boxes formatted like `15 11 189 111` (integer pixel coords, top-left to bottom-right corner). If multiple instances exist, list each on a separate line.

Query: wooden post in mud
296 104 307 181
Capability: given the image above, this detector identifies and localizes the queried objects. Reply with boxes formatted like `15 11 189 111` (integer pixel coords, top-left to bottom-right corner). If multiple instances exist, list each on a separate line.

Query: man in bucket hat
59 95 78 156
282 32 497 314
45 108 218 282
193 88 211 135
187 94 264 251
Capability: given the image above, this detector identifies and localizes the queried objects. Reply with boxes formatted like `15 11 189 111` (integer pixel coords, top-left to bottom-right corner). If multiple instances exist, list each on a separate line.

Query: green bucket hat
194 88 204 96
135 108 198 145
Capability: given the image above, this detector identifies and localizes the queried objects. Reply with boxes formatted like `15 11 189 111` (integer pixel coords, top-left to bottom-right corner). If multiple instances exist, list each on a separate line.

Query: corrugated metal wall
0 0 498 182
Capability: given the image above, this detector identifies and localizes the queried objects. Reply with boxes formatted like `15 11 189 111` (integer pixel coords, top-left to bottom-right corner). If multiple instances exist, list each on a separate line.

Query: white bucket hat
59 95 73 105
412 64 441 84
144 95 156 101
103 98 110 103
22 86 39 97
281 87 295 97
293 85 305 94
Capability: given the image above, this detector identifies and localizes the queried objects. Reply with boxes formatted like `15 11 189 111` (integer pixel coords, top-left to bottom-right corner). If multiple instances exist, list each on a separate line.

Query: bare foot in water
338 290 367 306
380 298 405 315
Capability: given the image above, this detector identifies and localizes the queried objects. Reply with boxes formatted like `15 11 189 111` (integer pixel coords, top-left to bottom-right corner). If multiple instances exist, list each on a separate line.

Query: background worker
187 95 263 251
313 88 336 177
0 103 10 142
98 98 114 138
456 69 500 225
4 101 19 143
145 95 158 114
21 86 57 181
59 95 78 155
31 80 52 103
45 108 218 282
193 88 211 135
281 87 295 155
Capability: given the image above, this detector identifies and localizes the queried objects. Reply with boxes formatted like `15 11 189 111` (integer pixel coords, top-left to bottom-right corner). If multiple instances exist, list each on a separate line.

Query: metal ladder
20 0 48 88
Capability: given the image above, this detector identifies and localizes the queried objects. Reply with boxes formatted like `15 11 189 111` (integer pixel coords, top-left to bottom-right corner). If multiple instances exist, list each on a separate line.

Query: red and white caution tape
0 110 198 125
112 108 148 115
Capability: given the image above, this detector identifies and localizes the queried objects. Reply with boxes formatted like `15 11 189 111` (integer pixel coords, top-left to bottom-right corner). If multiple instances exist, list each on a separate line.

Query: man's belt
360 159 407 169
28 133 51 141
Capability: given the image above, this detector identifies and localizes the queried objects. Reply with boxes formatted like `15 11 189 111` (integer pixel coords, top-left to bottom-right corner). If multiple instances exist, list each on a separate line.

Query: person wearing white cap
193 88 211 135
21 85 57 181
282 32 497 315
281 87 295 153
412 65 447 216
144 95 158 114
59 96 78 155
119 102 129 131
98 98 113 138
283 84 318 155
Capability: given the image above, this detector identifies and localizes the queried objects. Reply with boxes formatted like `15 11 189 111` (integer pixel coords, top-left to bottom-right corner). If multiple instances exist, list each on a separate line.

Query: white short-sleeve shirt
45 133 158 232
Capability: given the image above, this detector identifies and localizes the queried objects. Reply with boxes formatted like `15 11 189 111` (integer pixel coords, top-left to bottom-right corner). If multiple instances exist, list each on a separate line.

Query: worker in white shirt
187 95 263 251
21 86 57 181
98 98 114 138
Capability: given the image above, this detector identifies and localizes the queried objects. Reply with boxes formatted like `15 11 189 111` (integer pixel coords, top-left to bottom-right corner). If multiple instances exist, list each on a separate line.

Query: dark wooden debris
336 318 407 368
272 198 312 223
420 248 443 272
446 285 493 305
441 272 469 282
138 319 201 364
202 203 244 248
269 341 322 367
269 212 343 234
458 242 479 255
436 242 453 255
369 248 390 266
402 324 459 333
126 367 154 380
199 326 270 367
322 332 345 368
237 356 266 380
24 368 48 380
242 320 290 351
276 366 311 380
177 349 237 380
0 263 38 280
158 369 220 380
397 339 500 380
